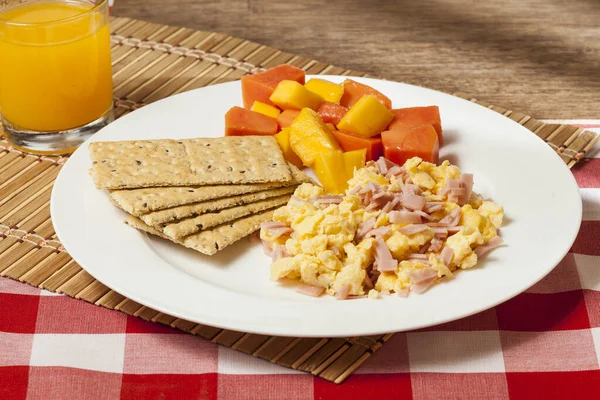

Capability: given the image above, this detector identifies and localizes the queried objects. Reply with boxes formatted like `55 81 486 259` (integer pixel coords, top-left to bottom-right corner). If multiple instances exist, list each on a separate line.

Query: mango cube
251 101 281 119
274 128 303 168
270 80 324 111
305 78 344 104
289 108 341 166
336 95 394 137
343 148 366 178
314 150 348 194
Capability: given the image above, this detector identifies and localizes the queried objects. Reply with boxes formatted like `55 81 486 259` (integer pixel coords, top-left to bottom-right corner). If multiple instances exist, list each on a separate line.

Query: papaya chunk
389 106 443 146
225 106 278 136
381 124 439 165
241 64 305 109
317 101 347 125
339 79 392 109
331 130 383 162
277 109 301 129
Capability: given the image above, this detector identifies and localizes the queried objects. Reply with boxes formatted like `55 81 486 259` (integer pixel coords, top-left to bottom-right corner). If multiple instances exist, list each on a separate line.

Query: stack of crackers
89 136 309 255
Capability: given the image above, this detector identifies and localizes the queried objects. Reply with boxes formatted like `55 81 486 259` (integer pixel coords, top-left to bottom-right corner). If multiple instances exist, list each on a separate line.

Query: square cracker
124 209 275 255
109 163 310 215
137 186 296 226
162 194 290 239
89 136 291 189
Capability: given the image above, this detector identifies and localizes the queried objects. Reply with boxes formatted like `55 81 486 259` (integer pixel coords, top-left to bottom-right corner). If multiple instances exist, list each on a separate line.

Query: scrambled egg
262 157 504 298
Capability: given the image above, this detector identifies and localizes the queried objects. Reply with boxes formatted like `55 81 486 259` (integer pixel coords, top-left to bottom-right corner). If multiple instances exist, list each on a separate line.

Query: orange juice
0 1 112 132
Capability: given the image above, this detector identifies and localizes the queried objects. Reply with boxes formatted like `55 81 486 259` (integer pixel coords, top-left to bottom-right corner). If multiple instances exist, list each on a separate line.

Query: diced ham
402 193 427 211
407 267 438 283
407 267 438 294
336 284 351 300
429 237 444 252
440 246 454 265
296 283 325 297
271 245 289 262
268 227 294 238
366 225 391 239
355 219 376 241
396 288 410 297
414 210 435 221
376 157 398 175
447 226 463 234
424 202 444 213
349 185 362 195
438 208 461 227
407 268 438 292
389 210 422 224
403 184 422 195
374 238 398 272
366 191 395 211
386 165 406 180
262 239 272 256
360 180 381 195
460 173 474 205
359 190 372 206
475 235 504 257
261 221 287 230
315 195 344 204
397 224 430 236
407 253 428 260
382 196 401 213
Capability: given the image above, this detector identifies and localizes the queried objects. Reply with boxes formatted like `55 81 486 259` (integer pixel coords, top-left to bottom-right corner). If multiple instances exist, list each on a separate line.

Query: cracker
162 194 290 239
138 186 296 226
109 163 310 215
89 136 291 189
125 209 275 255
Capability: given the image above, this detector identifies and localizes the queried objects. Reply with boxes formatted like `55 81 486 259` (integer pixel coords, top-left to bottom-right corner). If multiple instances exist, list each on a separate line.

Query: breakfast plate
51 76 582 337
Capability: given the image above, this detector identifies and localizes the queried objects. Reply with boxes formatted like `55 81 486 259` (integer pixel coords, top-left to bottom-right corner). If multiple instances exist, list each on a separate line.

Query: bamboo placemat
0 17 598 384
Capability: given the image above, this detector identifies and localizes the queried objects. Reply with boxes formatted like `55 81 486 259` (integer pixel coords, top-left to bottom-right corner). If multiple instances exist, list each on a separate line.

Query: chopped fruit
337 95 394 137
225 106 278 136
270 80 324 111
289 108 340 166
381 124 439 165
274 128 303 168
317 101 348 125
342 148 366 178
251 101 281 119
304 78 344 104
241 64 305 109
331 130 383 162
339 79 392 109
389 106 443 145
313 150 348 194
277 109 301 129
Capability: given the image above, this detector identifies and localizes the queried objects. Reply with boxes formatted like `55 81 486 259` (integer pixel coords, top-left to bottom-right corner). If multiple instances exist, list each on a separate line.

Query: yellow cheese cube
313 150 348 194
305 78 344 104
336 95 394 137
343 148 366 178
270 80 324 110
251 101 281 118
274 128 303 168
289 108 341 166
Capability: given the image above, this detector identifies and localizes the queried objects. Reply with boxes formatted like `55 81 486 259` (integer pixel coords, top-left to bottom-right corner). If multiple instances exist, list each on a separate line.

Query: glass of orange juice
0 0 112 154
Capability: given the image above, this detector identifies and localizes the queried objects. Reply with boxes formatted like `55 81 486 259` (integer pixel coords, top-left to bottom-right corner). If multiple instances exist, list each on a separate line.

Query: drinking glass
0 0 113 154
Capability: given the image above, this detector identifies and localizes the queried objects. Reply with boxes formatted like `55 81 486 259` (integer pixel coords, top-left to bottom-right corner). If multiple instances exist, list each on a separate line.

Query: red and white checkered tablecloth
1 121 599 400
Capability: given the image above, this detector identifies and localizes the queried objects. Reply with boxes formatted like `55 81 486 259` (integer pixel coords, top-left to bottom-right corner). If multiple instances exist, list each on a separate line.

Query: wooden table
113 0 599 119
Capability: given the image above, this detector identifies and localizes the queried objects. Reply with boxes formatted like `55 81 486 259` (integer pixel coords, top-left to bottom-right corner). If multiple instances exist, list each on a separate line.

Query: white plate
51 76 581 337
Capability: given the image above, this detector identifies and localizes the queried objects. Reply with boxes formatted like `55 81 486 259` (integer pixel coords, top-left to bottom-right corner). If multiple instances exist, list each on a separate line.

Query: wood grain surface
112 0 600 119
